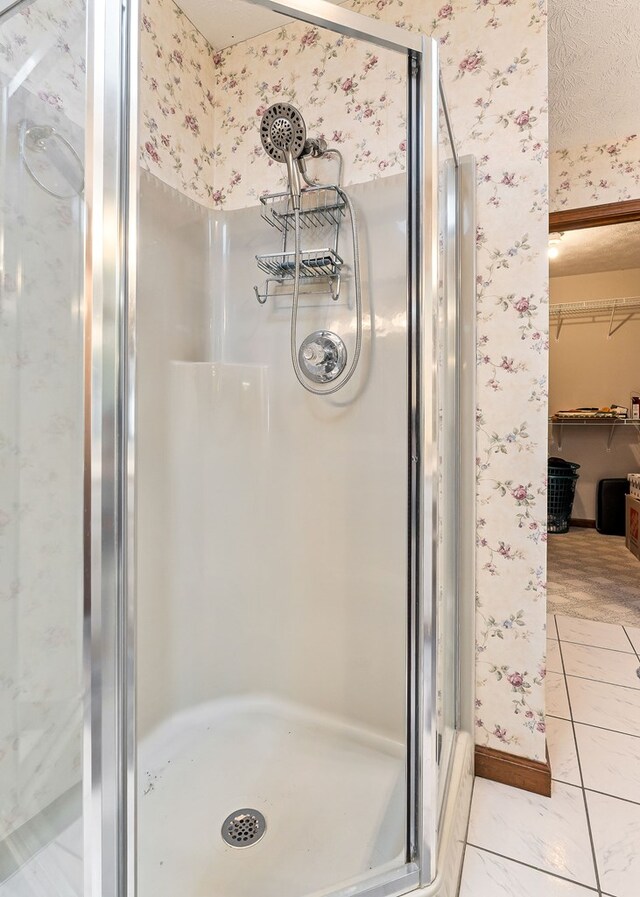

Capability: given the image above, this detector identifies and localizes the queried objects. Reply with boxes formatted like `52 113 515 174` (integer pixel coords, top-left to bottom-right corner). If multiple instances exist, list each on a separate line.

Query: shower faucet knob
302 341 326 365
298 331 348 384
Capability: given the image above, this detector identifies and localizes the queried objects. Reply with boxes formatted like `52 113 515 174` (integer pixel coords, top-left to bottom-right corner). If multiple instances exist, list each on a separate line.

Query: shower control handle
298 331 347 384
302 341 327 366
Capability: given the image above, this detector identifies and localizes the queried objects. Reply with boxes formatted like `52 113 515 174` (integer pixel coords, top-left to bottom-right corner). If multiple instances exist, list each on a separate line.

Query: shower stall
0 0 476 895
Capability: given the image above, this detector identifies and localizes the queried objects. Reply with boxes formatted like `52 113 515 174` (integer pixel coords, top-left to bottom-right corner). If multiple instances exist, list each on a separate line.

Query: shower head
260 103 307 210
260 103 307 163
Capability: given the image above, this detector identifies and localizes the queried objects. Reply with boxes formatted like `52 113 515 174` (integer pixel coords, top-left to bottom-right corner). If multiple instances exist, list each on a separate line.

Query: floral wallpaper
0 0 86 839
139 0 218 204
417 0 548 762
140 0 549 763
210 19 409 207
550 135 640 210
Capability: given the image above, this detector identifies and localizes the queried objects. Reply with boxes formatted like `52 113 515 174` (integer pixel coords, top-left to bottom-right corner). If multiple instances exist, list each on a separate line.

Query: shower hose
290 156 363 395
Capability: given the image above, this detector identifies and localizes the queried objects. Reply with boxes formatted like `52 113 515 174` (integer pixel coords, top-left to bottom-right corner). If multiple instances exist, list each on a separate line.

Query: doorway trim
550 198 640 232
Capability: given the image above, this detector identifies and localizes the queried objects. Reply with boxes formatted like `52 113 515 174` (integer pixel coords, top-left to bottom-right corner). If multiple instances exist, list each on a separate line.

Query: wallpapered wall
140 0 550 763
550 136 640 210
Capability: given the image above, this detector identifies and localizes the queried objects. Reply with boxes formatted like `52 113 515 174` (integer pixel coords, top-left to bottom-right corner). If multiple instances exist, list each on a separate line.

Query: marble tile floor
460 613 640 897
547 528 640 626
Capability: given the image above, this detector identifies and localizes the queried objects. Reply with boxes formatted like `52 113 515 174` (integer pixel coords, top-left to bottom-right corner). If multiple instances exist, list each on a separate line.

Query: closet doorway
547 202 640 627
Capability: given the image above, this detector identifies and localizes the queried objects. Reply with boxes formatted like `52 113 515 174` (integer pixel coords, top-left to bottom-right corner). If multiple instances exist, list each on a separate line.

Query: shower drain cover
221 808 266 848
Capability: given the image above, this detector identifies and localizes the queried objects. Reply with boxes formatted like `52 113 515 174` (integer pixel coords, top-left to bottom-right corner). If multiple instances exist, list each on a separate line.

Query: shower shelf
256 247 343 279
255 185 344 306
260 186 345 233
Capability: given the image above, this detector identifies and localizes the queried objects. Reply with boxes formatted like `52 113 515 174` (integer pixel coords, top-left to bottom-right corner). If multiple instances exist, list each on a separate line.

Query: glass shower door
128 2 472 895
0 0 87 892
132 3 419 897
436 93 460 816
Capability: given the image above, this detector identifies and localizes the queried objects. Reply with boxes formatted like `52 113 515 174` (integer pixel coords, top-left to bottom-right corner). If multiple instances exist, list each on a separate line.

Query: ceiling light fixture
548 231 563 259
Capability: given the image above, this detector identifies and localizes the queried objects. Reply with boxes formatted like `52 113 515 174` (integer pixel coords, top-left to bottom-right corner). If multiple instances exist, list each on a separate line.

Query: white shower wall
136 173 409 743
136 173 211 735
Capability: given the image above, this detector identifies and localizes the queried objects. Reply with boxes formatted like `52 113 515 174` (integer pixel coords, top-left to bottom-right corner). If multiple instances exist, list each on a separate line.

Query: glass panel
436 92 459 814
0 0 86 892
135 2 410 895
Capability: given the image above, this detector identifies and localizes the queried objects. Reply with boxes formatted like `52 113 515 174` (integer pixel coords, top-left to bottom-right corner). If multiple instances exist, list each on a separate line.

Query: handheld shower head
260 102 307 163
260 103 307 209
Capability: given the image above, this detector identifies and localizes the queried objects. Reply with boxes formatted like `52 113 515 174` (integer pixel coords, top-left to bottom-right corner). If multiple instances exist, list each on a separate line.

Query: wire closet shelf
551 296 640 339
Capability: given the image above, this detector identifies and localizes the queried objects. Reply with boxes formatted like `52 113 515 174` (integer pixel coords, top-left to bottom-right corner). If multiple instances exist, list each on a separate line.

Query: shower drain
221 808 266 848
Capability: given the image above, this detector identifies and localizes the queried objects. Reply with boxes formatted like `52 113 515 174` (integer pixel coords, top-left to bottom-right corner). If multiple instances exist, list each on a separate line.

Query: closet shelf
551 296 640 339
548 418 640 452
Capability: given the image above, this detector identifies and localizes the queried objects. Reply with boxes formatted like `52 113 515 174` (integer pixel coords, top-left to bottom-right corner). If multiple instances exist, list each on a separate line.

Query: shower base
139 696 406 897
1 696 406 897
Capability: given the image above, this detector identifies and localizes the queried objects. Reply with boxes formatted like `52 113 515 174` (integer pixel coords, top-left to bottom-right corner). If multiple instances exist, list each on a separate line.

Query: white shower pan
1 697 406 897
138 696 406 897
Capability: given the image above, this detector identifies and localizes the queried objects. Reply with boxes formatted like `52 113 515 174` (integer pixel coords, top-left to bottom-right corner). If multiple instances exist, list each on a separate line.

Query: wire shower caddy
254 185 346 305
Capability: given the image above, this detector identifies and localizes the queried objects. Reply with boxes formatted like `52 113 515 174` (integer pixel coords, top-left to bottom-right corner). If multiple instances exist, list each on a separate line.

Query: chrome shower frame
82 0 476 895
83 0 139 892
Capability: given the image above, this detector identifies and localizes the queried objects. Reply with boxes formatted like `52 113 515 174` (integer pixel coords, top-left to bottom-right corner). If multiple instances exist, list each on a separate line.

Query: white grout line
556 634 603 897
555 637 636 656
550 715 640 741
584 787 640 809
464 843 600 893
572 719 640 740
622 625 640 660
561 671 640 692
565 671 640 694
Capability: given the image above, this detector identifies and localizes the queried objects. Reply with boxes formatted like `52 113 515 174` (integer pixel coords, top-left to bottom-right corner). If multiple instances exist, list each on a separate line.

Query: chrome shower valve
298 331 348 383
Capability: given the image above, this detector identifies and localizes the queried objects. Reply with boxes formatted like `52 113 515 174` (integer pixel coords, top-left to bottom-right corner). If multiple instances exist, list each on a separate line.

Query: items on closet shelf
552 405 628 421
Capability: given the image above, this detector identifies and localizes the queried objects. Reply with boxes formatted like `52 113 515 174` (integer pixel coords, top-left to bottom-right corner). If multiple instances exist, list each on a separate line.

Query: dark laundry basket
548 457 580 534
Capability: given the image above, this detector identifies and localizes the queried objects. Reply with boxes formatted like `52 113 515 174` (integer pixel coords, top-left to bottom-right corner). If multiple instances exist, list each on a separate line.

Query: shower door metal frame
92 3 462 897
84 0 139 893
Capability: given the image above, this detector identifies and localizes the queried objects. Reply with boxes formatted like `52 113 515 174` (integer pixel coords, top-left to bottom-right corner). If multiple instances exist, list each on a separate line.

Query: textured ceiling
549 0 640 149
550 221 640 277
178 0 345 50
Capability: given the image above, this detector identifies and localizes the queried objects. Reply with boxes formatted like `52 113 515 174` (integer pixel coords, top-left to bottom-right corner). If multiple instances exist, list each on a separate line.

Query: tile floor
460 613 640 897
